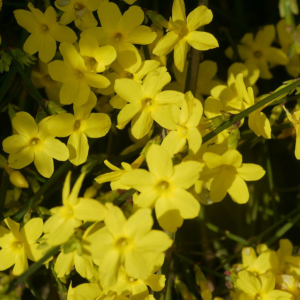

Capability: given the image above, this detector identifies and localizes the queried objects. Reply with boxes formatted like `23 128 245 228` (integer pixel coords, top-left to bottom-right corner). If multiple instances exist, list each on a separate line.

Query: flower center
143 98 153 107
41 24 49 32
74 120 81 131
178 125 188 137
129 277 137 282
156 180 170 192
13 241 23 249
126 72 134 79
76 71 85 79
254 50 262 58
30 138 39 146
83 56 98 70
115 33 122 42
255 294 262 300
74 4 84 11
115 237 132 253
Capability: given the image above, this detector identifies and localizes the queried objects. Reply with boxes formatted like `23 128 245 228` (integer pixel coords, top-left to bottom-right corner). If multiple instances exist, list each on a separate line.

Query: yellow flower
54 224 99 280
79 33 117 72
236 270 292 300
115 67 184 139
14 3 77 63
103 263 165 300
83 1 156 72
31 60 62 104
153 0 218 72
225 25 288 79
201 149 265 203
236 74 271 139
2 112 69 178
55 0 103 31
95 156 144 190
162 91 203 156
46 92 111 166
121 144 202 232
0 217 44 276
166 60 222 102
48 42 110 106
123 0 137 4
85 203 173 286
283 106 300 159
44 172 107 245
277 19 300 78
100 49 160 96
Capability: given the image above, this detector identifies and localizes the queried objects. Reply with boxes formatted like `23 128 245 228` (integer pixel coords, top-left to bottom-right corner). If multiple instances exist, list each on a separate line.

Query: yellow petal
152 31 178 56
174 39 189 72
210 171 234 202
255 25 275 48
187 127 202 154
172 0 186 22
23 32 42 55
155 197 183 232
13 253 28 276
50 24 77 43
59 42 83 70
20 218 43 244
172 187 200 218
44 138 69 161
48 60 73 83
94 45 117 71
144 274 165 292
123 208 152 238
44 5 57 24
187 31 219 51
2 135 28 154
237 164 265 181
84 73 110 89
120 169 156 192
126 26 157 45
220 150 242 168
264 47 288 65
34 150 54 178
227 175 249 204
115 78 144 103
68 172 86 205
84 113 111 138
137 230 173 252
46 113 75 137
146 144 174 179
97 1 121 33
119 6 144 34
55 251 75 278
242 247 257 268
117 104 141 130
151 106 177 130
60 80 90 106
187 6 212 31
143 67 171 97
74 199 107 221
39 35 56 63
74 255 94 279
171 161 202 189
12 112 38 138
161 131 186 156
204 96 223 119
8 147 34 169
131 110 153 139
110 94 127 109
133 191 159 208
0 248 15 272
100 250 121 287
236 271 261 295
68 132 89 166
14 10 38 33
105 203 126 238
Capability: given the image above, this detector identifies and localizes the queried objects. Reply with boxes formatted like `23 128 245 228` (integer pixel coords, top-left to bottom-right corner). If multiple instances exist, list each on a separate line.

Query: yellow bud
9 171 29 188
84 186 98 198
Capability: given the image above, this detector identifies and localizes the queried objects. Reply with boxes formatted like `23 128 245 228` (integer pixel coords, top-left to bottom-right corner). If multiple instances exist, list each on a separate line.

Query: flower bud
9 171 29 188
84 185 98 199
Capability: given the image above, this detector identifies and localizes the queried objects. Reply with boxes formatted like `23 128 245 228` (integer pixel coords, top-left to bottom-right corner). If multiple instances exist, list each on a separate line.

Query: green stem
202 79 300 144
205 222 249 245
2 44 51 115
114 188 136 206
0 170 9 210
11 161 72 222
142 45 151 60
0 64 18 106
164 232 176 300
7 246 60 293
50 261 67 300
174 252 225 279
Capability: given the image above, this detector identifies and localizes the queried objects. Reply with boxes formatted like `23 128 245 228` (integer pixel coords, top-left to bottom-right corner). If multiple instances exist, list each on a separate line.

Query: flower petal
68 132 89 166
3 135 28 154
20 218 43 244
151 106 177 130
119 6 144 34
46 113 75 137
133 191 159 208
174 39 189 72
227 175 249 204
187 127 202 154
147 144 174 179
44 138 69 161
14 10 38 33
84 73 110 89
131 110 153 139
8 147 34 169
172 188 200 219
187 6 213 31
74 255 94 279
237 164 265 181
187 31 219 51
13 112 38 138
98 1 121 33
105 203 126 238
34 150 54 178
161 131 186 156
126 25 157 45
115 79 144 103
120 169 156 192
172 0 186 22
60 80 90 106
152 32 178 56
50 24 77 43
171 161 202 189
84 113 111 138
0 248 15 271
13 252 28 276
264 47 288 65
255 25 275 48
54 251 75 278
210 171 234 202
74 199 107 222
137 230 173 252
100 250 121 287
48 60 73 83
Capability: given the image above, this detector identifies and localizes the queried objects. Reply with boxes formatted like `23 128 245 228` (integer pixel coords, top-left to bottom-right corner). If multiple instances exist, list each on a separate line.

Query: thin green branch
10 161 72 222
114 188 136 206
50 261 67 300
2 44 51 115
7 246 60 293
202 79 300 144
